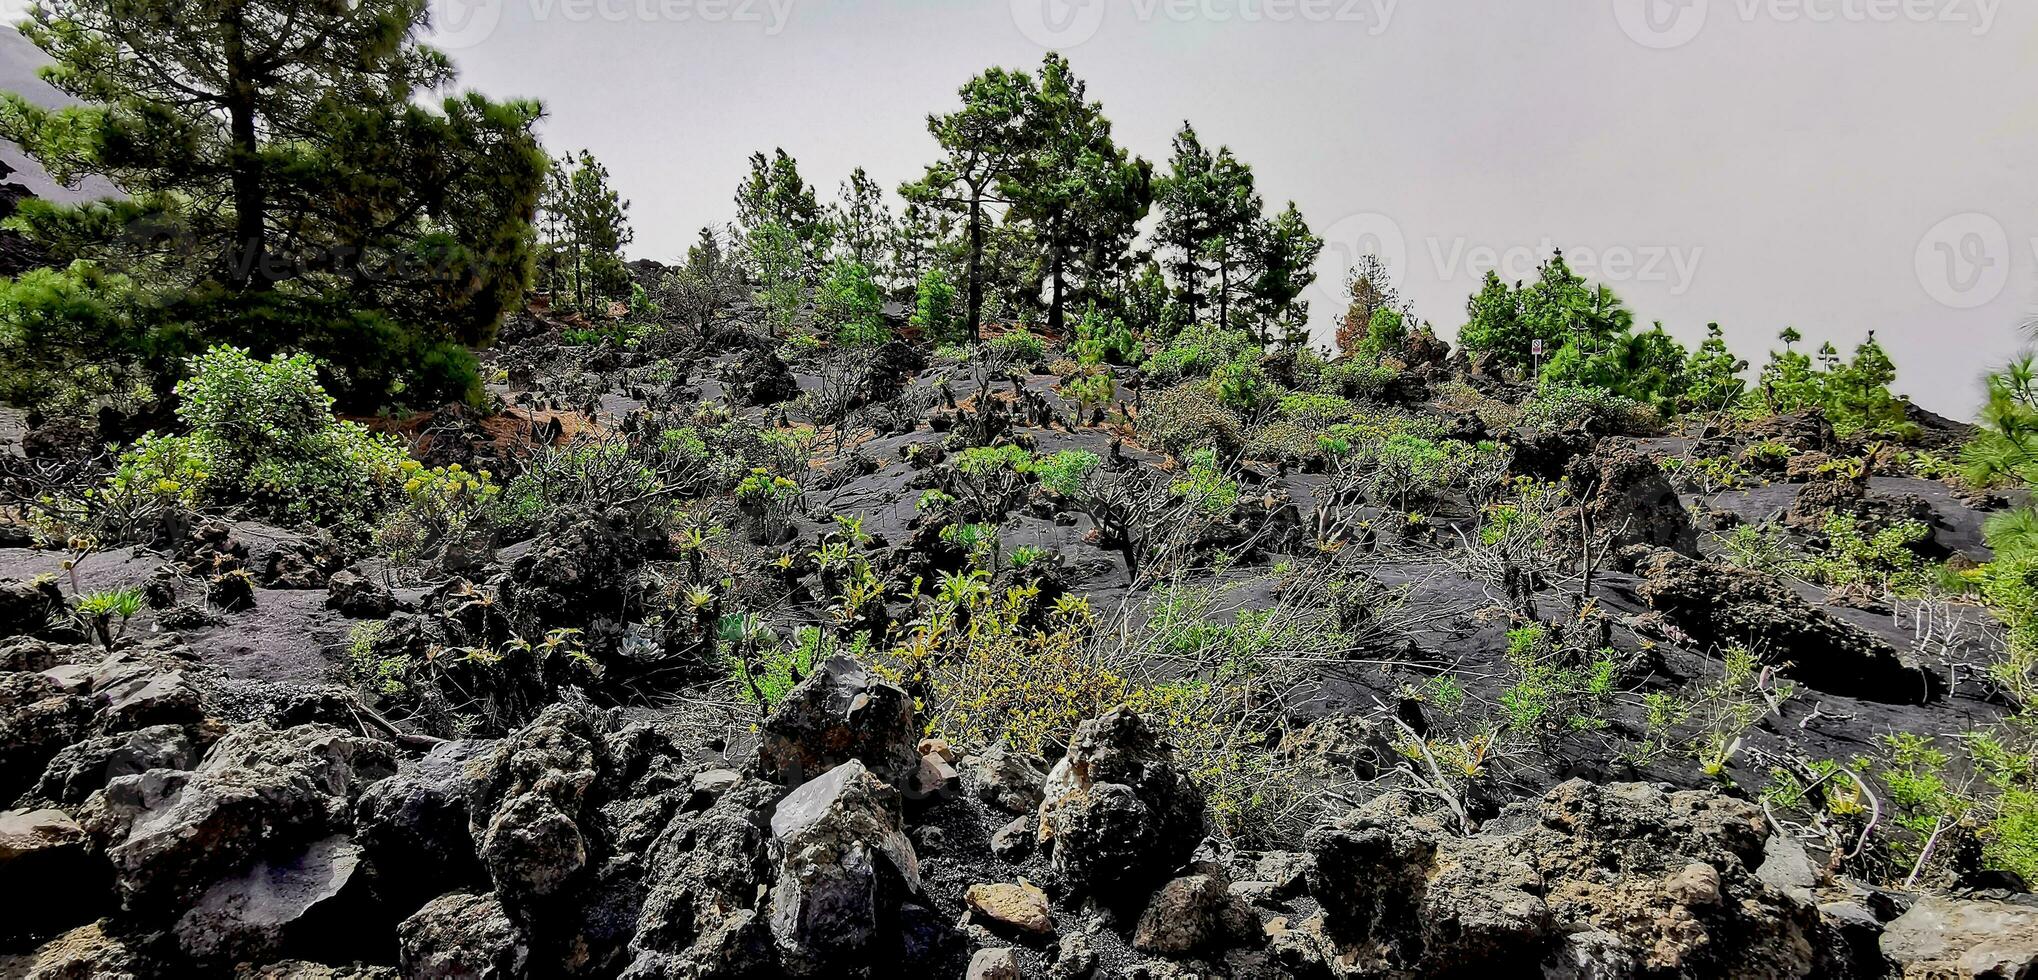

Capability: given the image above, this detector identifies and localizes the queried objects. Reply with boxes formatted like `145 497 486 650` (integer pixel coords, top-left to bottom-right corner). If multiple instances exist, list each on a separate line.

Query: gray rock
1048 932 1097 980
397 891 528 980
969 745 1049 815
758 656 920 791
79 724 393 909
768 760 920 973
1037 708 1204 897
325 570 396 619
967 947 1022 980
0 807 105 941
1881 896 2038 980
35 724 203 805
1132 872 1253 956
0 672 91 801
991 813 1033 861
41 653 202 734
465 702 607 900
174 835 363 964
622 773 779 978
1755 833 1819 906
354 739 493 905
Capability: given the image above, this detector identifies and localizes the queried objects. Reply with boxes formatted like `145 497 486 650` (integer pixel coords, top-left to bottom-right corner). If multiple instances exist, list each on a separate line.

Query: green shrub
819 259 888 346
1793 512 1933 597
988 329 1046 365
1137 381 1244 458
1073 302 1140 366
112 346 409 528
1520 382 1660 433
1145 321 1255 384
1032 449 1101 500
910 267 958 344
0 262 162 421
1169 448 1239 515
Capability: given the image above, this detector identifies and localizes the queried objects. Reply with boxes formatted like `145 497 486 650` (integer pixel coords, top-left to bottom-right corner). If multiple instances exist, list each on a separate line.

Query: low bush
1137 381 1244 458
112 346 410 530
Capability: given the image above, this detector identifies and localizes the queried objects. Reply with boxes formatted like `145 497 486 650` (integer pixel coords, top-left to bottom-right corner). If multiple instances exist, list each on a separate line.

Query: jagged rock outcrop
766 759 927 975
1037 707 1206 898
1305 779 1834 978
1879 896 2038 980
397 890 529 980
79 723 395 909
1562 441 1699 560
1629 547 1939 704
758 656 920 792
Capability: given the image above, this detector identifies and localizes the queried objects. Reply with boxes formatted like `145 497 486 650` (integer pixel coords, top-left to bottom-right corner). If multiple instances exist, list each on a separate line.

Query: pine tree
902 66 1035 342
1156 126 1266 336
735 148 829 266
829 167 896 273
1682 323 1748 414
540 150 633 311
1008 54 1150 336
1337 255 1401 357
0 0 544 405
1247 201 1322 348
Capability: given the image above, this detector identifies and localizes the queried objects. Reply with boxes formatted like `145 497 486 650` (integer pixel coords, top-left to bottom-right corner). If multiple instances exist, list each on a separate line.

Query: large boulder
621 773 780 978
397 890 529 980
1306 780 1828 978
0 576 78 642
1562 442 1699 560
757 656 920 792
1880 896 2038 980
464 702 608 901
354 739 494 910
0 671 92 801
1036 707 1206 898
325 570 397 619
172 834 367 965
0 807 109 942
79 723 394 909
34 724 206 806
1630 547 1938 704
766 759 923 975
43 652 204 734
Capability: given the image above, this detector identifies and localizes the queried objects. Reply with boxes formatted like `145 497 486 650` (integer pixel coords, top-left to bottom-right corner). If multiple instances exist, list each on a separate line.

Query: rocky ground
2 296 2037 979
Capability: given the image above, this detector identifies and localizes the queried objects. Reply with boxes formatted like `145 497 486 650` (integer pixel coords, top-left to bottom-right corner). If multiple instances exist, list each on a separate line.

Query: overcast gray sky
9 4 2036 416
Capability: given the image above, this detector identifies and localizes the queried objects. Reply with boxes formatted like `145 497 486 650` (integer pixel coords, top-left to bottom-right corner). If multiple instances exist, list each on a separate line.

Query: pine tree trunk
966 194 984 343
222 6 268 289
1048 240 1065 336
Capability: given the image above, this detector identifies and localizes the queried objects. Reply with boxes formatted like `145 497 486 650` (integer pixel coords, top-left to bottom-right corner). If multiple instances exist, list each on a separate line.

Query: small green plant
74 587 144 651
1793 512 1933 597
1031 449 1100 500
1169 448 1239 515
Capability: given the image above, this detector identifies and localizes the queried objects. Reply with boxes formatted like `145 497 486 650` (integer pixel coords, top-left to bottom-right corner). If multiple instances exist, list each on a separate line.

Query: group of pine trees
0 0 1917 441
715 54 1324 349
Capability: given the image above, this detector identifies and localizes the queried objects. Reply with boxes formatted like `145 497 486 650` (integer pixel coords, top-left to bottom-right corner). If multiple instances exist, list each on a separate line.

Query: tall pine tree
1009 54 1150 336
902 66 1034 342
0 0 545 404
